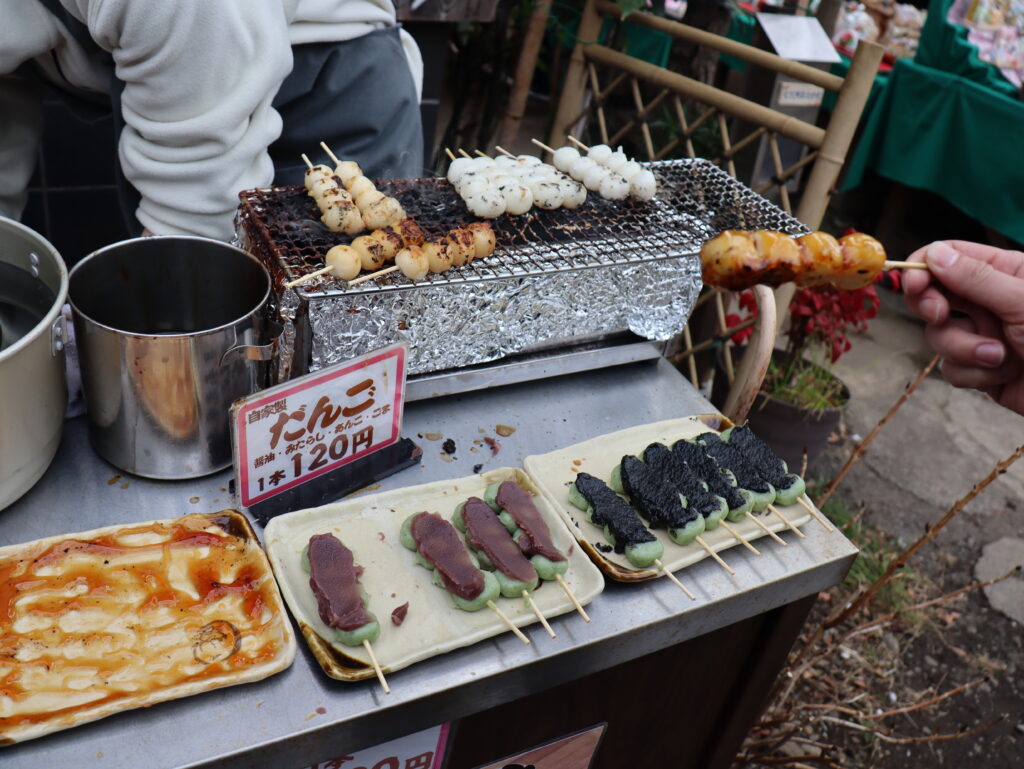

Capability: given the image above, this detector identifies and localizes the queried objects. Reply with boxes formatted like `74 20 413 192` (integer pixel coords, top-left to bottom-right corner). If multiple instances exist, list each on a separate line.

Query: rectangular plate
263 467 605 682
523 416 813 581
0 511 296 746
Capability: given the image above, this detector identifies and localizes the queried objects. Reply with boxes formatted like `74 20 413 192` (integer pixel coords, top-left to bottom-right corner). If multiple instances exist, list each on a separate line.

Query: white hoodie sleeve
76 0 295 240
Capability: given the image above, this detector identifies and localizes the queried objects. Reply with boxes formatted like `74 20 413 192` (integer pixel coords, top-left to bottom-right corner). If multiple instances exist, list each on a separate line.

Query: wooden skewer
347 264 399 286
653 559 696 600
319 141 341 166
458 148 473 159
531 138 556 154
474 149 488 157
487 600 530 644
555 574 590 622
494 145 516 158
768 504 806 538
362 639 390 694
720 520 761 555
694 535 736 575
301 153 314 171
796 496 835 532
566 135 590 151
444 147 457 162
883 260 929 270
522 590 556 638
284 264 332 288
745 511 787 546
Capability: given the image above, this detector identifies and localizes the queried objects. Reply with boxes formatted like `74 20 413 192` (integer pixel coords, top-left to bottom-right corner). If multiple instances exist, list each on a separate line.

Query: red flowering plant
728 280 881 412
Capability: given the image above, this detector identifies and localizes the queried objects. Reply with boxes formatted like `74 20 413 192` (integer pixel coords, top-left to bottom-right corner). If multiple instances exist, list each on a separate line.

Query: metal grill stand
237 159 805 396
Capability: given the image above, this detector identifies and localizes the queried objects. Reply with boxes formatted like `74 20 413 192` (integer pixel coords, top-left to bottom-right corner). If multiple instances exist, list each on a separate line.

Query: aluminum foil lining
236 159 806 379
308 258 701 374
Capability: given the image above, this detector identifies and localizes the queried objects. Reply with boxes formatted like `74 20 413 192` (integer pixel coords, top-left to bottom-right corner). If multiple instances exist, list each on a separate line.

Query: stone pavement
814 288 1024 622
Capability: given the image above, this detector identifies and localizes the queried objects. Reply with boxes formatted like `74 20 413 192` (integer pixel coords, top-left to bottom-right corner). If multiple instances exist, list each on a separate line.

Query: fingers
905 283 950 324
901 244 933 296
925 241 1024 325
939 358 1022 390
925 317 1006 368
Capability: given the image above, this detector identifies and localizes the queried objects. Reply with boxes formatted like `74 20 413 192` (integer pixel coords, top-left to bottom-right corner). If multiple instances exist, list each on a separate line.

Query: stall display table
0 358 857 769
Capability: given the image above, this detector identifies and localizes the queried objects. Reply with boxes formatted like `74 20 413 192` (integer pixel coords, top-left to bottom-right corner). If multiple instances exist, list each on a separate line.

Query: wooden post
549 0 604 148
498 0 554 149
774 41 883 331
795 40 884 231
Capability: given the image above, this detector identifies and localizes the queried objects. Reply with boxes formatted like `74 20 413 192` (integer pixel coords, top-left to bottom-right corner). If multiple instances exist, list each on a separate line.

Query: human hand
903 240 1024 415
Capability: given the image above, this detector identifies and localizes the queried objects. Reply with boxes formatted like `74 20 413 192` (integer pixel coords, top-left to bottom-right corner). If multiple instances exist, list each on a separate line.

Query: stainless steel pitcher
68 236 280 479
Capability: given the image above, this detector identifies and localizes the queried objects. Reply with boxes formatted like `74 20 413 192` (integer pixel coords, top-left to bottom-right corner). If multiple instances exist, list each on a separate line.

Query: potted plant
717 277 882 470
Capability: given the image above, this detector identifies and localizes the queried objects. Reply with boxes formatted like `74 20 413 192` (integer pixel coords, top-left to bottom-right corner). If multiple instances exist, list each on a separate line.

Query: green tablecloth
843 57 1024 243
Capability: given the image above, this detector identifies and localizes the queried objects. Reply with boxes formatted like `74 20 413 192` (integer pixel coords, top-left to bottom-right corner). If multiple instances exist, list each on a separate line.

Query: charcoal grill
237 159 805 399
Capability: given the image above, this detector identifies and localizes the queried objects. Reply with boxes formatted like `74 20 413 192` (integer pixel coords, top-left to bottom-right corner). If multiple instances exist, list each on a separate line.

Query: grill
237 159 805 396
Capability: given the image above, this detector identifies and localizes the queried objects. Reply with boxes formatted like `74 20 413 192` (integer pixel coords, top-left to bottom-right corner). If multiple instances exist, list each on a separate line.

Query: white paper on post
233 342 408 508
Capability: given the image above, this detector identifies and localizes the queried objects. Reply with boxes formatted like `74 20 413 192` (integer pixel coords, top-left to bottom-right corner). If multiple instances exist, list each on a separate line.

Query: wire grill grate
237 158 806 299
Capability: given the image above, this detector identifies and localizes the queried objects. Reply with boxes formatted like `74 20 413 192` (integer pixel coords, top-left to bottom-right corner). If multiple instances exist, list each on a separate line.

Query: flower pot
744 389 846 472
711 348 848 471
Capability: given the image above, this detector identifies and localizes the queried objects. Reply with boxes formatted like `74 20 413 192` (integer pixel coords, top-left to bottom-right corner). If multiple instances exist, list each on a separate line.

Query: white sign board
777 81 825 107
233 342 407 508
302 723 449 769
756 14 841 63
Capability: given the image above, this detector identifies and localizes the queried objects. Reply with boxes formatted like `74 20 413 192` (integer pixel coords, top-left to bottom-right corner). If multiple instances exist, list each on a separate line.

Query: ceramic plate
264 467 604 682
523 416 815 581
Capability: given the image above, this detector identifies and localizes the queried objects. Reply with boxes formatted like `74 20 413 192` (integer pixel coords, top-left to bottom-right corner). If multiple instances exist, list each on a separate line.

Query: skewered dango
699 229 892 291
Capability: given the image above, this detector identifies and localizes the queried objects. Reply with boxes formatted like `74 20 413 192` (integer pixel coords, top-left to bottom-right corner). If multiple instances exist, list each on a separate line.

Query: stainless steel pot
0 217 68 511
68 236 280 479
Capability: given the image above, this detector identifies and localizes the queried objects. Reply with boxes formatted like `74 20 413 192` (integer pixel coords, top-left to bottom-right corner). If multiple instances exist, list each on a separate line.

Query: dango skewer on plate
699 229 929 292
400 512 531 644
453 497 557 638
304 533 390 693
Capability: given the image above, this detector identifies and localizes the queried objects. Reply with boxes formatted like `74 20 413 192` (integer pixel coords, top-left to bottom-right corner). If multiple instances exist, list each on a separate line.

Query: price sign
233 343 407 508
300 723 450 769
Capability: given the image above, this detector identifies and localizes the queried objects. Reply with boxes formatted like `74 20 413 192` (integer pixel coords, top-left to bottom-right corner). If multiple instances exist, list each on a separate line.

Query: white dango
395 245 430 281
587 144 613 165
569 156 596 182
466 188 507 218
599 172 631 201
446 156 474 185
582 164 609 192
559 179 588 209
552 146 581 173
323 245 362 281
528 179 564 209
630 169 657 201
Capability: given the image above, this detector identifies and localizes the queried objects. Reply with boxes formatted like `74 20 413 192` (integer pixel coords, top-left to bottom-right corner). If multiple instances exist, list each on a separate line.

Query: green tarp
843 57 1024 243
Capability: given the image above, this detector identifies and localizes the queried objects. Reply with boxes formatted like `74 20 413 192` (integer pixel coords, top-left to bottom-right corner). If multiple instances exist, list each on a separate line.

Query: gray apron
33 1 424 231
271 26 424 183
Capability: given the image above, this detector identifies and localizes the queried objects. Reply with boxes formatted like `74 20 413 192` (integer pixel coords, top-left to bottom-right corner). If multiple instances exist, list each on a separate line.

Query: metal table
0 358 857 769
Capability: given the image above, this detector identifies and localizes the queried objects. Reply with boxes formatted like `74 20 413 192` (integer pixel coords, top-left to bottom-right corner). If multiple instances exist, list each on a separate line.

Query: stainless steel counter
0 358 857 769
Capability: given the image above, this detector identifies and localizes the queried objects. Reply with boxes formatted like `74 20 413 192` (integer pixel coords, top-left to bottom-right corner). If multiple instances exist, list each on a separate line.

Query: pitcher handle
219 320 283 365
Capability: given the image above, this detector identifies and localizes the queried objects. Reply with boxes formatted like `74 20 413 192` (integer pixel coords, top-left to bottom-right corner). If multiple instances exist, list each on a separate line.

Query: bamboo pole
581 44 827 148
795 40 884 231
498 0 554 149
549 0 604 148
592 0 845 92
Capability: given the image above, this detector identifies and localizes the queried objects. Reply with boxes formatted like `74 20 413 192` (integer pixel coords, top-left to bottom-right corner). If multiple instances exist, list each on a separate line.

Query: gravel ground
769 288 1024 767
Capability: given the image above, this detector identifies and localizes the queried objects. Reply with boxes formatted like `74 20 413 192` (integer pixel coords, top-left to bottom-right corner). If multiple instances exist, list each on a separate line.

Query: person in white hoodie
0 0 424 242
